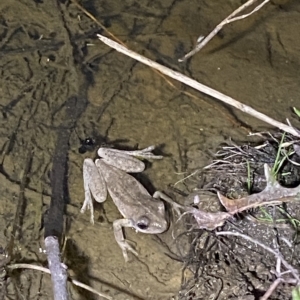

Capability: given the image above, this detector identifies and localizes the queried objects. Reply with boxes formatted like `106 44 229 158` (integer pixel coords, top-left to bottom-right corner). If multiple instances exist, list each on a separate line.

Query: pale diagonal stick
97 34 300 138
179 0 270 62
8 262 113 300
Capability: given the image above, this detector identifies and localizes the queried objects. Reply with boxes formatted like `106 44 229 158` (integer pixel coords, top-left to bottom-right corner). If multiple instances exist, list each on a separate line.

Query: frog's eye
136 216 150 230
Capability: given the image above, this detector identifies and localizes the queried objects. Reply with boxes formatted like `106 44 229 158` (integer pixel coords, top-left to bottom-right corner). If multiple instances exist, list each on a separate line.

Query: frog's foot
113 218 138 262
80 189 95 224
153 191 184 216
118 240 138 263
124 145 163 160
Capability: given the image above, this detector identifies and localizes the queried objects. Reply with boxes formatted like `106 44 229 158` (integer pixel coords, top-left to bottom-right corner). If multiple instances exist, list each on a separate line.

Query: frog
81 145 182 261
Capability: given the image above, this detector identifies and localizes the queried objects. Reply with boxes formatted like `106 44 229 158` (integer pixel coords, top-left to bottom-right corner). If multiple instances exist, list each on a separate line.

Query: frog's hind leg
98 146 163 173
81 158 107 223
97 148 143 173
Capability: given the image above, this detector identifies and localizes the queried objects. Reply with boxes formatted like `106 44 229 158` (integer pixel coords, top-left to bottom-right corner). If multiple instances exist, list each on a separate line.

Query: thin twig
97 34 300 138
71 279 113 300
179 0 270 61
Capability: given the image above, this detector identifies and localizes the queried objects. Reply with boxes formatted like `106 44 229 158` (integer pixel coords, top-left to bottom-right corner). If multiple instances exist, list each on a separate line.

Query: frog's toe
80 199 95 224
172 203 183 216
119 241 138 262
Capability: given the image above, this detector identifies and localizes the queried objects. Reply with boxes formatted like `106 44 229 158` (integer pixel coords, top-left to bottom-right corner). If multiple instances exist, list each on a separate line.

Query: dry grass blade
97 34 300 138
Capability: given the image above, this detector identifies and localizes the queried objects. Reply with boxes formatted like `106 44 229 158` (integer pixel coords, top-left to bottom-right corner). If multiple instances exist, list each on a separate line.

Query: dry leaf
218 164 300 214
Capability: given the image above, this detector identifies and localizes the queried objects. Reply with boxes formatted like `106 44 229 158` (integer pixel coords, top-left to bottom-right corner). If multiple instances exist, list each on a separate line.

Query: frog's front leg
81 158 107 224
113 218 138 262
153 191 185 216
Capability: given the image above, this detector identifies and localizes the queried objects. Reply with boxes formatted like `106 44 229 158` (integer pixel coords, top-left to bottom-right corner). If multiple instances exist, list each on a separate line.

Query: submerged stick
97 34 300 138
179 0 270 61
44 95 87 299
45 237 68 300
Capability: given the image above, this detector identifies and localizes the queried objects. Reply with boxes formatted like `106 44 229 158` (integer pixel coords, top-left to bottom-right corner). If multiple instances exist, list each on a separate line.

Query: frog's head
133 215 168 234
132 201 168 234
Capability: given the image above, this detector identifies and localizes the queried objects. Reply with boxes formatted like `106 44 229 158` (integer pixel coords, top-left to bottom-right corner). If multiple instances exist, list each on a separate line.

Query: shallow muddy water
0 0 299 299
